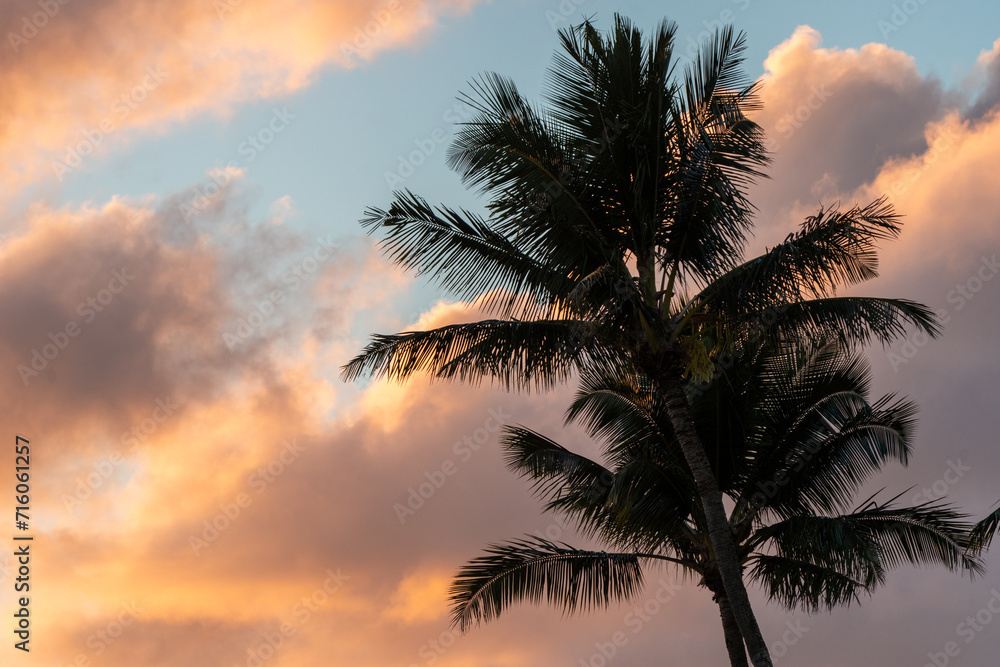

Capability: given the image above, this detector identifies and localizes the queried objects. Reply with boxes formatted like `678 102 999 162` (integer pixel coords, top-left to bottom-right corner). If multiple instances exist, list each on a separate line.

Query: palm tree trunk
713 585 750 667
651 365 773 667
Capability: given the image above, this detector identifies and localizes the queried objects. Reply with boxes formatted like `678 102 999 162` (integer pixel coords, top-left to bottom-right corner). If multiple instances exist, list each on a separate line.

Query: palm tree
450 338 983 666
341 16 938 665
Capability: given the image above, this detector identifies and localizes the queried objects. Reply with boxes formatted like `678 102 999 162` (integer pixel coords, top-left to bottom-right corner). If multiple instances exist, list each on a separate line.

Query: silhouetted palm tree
450 338 982 666
342 15 938 665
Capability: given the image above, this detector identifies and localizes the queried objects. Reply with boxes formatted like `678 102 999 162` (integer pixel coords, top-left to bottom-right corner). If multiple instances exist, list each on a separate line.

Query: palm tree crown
450 338 982 666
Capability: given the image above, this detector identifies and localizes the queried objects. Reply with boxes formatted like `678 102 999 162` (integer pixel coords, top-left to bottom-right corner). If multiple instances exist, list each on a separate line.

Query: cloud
0 0 480 195
744 26 1000 376
967 37 1000 120
0 171 605 666
748 26 951 238
383 568 452 624
7 22 1000 667
0 170 696 665
0 174 390 526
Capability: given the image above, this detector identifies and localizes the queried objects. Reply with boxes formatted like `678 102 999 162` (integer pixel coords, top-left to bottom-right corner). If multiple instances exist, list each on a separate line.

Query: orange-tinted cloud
0 172 618 666
748 26 951 240
0 0 479 195
741 27 1000 372
968 37 1000 119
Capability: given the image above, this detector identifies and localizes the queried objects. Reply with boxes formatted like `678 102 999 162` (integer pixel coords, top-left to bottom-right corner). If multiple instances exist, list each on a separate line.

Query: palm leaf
502 426 616 519
748 496 984 610
848 497 984 576
754 297 940 347
361 191 572 319
750 396 917 518
450 537 645 631
564 367 666 465
340 319 625 390
969 503 1000 553
694 197 905 317
747 554 876 612
662 24 769 283
447 72 615 268
502 426 694 551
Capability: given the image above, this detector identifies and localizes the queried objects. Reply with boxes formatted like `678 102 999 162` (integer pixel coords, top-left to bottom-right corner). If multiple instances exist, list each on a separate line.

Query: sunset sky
3 0 1000 665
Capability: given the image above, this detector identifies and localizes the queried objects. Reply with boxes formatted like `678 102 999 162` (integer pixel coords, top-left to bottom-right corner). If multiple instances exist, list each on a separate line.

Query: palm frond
564 367 666 464
502 425 694 552
694 198 906 317
747 554 877 612
719 338 912 519
446 72 616 270
502 425 615 511
749 395 917 518
660 25 769 283
747 497 983 610
340 319 625 391
362 191 572 319
595 456 698 551
969 503 1000 553
755 296 940 348
450 537 645 631
847 497 984 576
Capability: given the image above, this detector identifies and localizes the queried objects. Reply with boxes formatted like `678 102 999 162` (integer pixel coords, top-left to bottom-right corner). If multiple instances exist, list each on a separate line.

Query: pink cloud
0 0 480 195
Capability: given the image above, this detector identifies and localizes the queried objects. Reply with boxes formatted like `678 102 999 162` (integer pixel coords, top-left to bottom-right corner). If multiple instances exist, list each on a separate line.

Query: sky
2 0 1000 665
